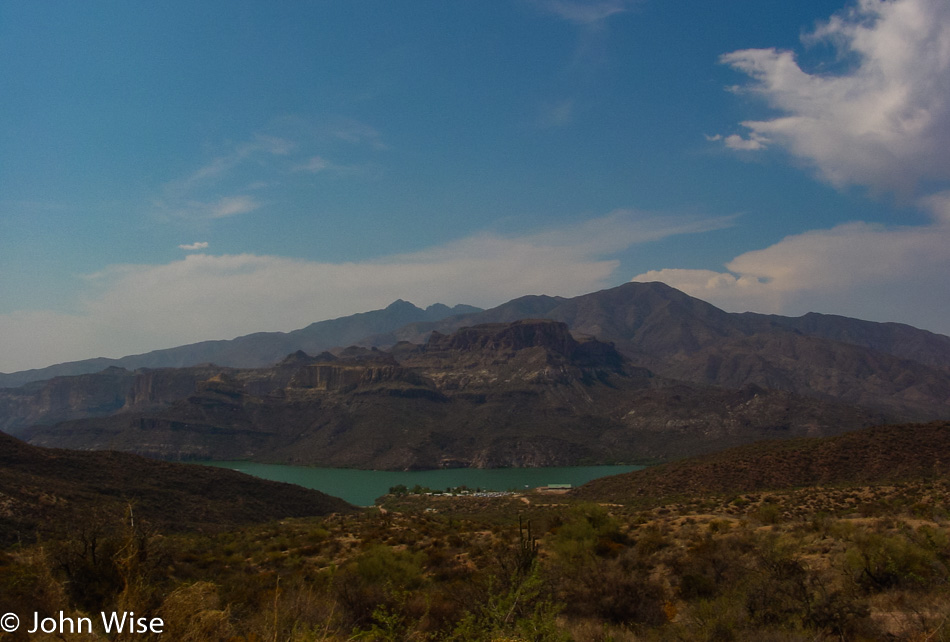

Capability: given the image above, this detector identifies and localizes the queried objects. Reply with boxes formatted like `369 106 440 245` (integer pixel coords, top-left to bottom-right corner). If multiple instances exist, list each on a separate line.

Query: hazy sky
2 0 949 373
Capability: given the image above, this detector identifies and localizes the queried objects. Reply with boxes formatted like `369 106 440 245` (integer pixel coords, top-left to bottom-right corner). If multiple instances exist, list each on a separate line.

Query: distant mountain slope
0 365 238 436
738 311 950 371
23 320 889 470
358 294 568 346
572 421 950 503
0 431 356 546
5 283 950 469
370 282 950 369
362 283 758 351
363 282 950 419
0 300 481 389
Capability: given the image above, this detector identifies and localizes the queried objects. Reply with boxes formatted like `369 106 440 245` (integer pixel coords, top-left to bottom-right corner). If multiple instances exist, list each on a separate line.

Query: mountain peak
277 350 316 366
425 303 451 315
385 299 422 312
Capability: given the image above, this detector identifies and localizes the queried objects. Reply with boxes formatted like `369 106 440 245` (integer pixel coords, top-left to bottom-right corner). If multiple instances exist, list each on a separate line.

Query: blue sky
2 0 949 372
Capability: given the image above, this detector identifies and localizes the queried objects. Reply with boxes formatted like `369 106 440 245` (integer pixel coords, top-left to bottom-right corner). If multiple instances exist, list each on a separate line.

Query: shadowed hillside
573 420 950 503
20 321 889 469
0 432 356 546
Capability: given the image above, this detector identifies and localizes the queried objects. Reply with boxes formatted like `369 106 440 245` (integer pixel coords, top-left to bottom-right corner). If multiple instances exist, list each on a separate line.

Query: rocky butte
16 318 901 470
3 282 949 469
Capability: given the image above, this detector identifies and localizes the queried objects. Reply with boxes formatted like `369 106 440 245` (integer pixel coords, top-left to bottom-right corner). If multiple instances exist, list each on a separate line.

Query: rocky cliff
0 365 243 436
22 320 892 469
7 282 950 470
364 282 950 420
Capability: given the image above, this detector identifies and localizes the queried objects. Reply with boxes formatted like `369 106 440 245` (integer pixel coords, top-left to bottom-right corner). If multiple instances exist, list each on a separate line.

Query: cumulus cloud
723 132 770 151
0 210 727 372
716 0 950 194
178 241 209 251
632 191 950 336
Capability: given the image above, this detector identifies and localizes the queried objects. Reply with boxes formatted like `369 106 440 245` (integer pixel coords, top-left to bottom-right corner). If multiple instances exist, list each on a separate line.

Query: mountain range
14 318 890 468
2 282 949 469
0 283 950 469
0 301 481 389
358 282 950 418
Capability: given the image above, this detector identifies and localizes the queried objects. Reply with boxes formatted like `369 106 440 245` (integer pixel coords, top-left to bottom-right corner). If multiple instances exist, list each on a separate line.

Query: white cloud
533 0 634 24
178 241 209 251
530 0 636 71
179 135 295 188
519 209 734 254
0 211 725 372
633 192 950 336
155 121 383 222
687 0 950 335
155 134 286 222
156 195 261 221
723 132 769 151
716 0 950 194
295 156 330 173
329 120 388 150
291 155 362 176
209 195 260 218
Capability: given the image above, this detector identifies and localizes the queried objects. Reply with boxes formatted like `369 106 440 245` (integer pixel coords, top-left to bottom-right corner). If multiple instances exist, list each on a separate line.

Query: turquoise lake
199 462 645 506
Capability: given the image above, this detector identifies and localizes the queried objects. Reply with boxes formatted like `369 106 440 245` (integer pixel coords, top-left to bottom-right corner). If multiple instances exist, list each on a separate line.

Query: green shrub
549 504 623 566
354 545 426 589
334 544 427 628
844 530 940 591
558 550 668 627
756 503 781 526
449 565 568 642
672 533 745 601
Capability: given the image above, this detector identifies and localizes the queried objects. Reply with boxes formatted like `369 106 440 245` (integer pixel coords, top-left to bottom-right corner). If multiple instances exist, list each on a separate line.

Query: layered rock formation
5 282 949 469
20 320 891 469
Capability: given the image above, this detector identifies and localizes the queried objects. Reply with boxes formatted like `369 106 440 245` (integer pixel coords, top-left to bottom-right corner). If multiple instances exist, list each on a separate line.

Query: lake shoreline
195 461 647 506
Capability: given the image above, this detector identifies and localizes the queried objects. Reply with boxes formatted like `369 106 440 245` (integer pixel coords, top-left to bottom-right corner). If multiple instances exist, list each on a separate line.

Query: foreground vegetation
3 476 950 641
